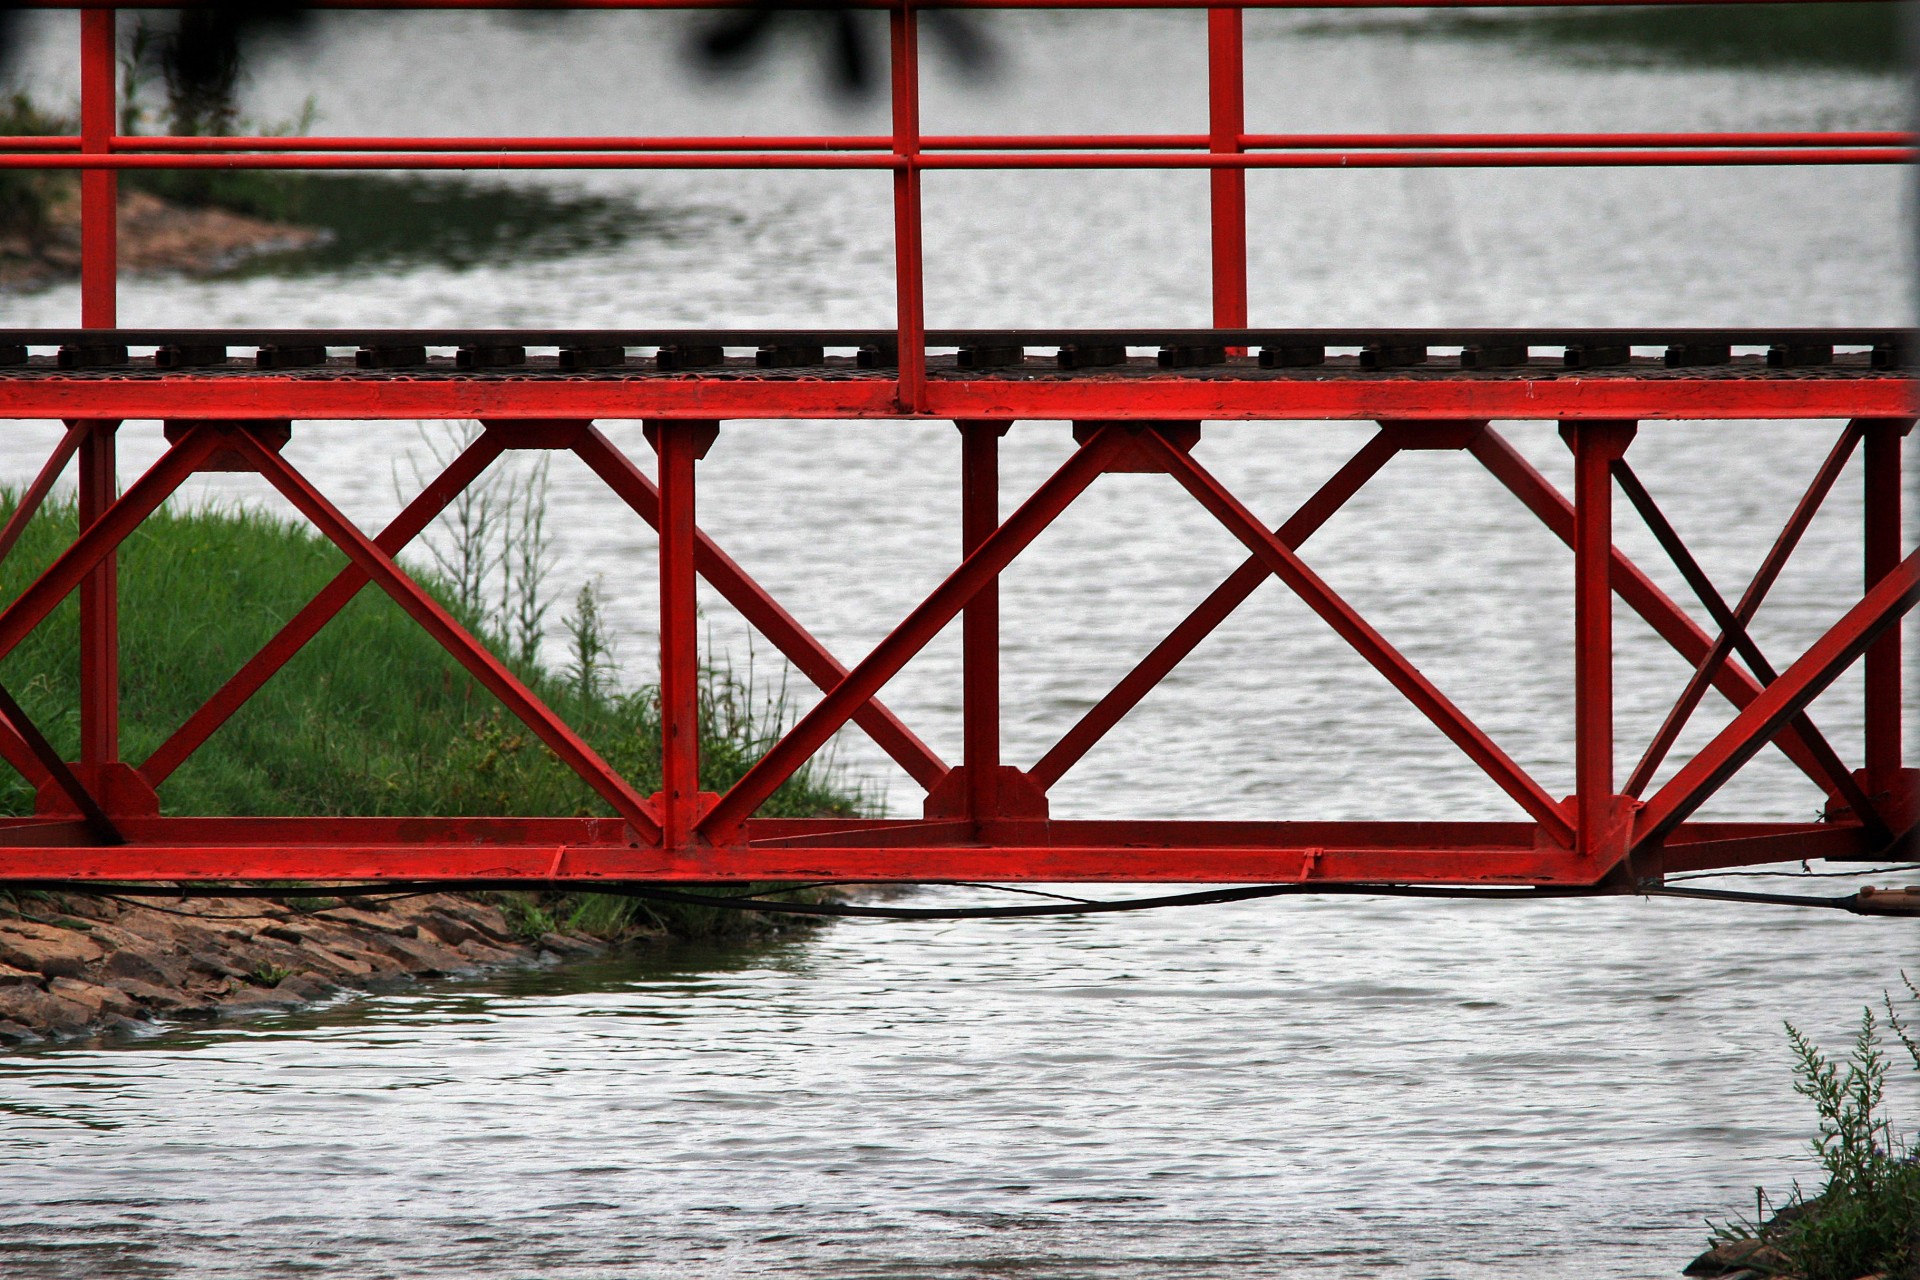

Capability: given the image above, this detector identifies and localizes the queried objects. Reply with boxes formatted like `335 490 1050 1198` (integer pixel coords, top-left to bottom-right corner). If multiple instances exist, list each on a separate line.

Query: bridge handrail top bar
8 0 1901 10
4 148 1908 170
4 326 1910 347
8 131 1908 152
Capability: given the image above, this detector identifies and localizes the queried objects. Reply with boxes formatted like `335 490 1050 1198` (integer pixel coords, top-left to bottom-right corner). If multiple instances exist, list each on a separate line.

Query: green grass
0 494 865 942
1709 977 1920 1280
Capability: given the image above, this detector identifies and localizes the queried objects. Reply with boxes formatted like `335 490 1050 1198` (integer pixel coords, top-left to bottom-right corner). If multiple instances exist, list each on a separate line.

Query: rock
0 984 96 1033
1684 1239 1791 1277
0 963 43 989
103 948 189 988
46 977 140 1020
0 922 106 978
104 977 218 1019
414 913 483 947
537 931 602 959
293 944 376 980
456 938 520 965
0 1019 43 1045
353 930 468 975
429 900 520 946
276 975 335 1001
220 987 304 1013
319 908 420 938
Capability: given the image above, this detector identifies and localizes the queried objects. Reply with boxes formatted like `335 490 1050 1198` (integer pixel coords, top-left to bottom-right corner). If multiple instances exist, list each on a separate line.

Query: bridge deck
1 329 1910 421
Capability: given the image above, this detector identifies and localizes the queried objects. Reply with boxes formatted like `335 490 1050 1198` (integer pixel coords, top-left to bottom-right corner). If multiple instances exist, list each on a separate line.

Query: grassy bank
0 493 863 943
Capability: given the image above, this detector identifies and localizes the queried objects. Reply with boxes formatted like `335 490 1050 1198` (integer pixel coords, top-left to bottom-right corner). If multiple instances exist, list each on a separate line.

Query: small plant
1707 975 1920 1280
496 895 555 942
564 577 616 703
247 963 294 987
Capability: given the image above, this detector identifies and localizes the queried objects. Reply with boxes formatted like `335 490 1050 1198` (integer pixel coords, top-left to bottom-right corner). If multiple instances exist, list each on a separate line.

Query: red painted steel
0 0 1911 892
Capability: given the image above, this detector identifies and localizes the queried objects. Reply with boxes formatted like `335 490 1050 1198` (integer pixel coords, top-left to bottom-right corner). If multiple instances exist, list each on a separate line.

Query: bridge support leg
960 421 1007 825
1565 421 1636 864
1863 419 1908 794
77 420 119 766
650 420 719 848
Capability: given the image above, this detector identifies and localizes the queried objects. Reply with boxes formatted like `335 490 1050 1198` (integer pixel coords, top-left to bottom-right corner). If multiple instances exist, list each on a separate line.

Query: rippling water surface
0 9 1915 1277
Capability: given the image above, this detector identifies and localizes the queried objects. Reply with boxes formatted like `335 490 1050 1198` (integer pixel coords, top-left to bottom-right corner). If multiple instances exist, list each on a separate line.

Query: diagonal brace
1638 544 1920 847
1143 429 1576 844
700 428 1121 837
1612 459 1888 841
0 426 219 666
1031 429 1401 790
0 421 87 567
1467 427 1836 794
141 428 510 785
571 425 950 791
0 676 120 845
232 430 663 844
1624 421 1864 797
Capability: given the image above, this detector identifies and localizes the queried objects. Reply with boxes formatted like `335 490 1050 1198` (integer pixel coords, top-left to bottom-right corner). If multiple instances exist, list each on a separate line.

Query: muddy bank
0 892 603 1045
0 187 323 290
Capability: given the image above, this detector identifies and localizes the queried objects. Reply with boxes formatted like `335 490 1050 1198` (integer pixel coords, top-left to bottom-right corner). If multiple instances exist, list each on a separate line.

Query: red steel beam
0 375 1906 424
1030 429 1399 790
0 428 219 667
66 130 1908 154
1636 545 1920 847
570 426 949 790
1467 427 1837 793
890 5 927 414
1862 420 1908 788
655 421 706 847
1207 7 1248 335
11 130 1887 158
959 420 1004 821
1144 429 1575 843
77 8 114 327
0 812 1888 884
0 1 1899 11
139 428 510 786
1568 422 1634 856
699 429 1121 837
8 147 1912 172
1624 420 1866 796
76 422 119 765
1611 457 1887 837
0 422 85 566
232 432 665 843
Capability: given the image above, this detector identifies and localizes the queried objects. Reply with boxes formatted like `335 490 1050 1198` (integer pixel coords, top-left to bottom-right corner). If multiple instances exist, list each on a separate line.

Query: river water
0 8 1916 1277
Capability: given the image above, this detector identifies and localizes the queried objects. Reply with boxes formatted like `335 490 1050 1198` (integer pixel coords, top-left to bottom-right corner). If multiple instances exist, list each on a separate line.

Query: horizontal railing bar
1 326 1907 348
0 131 1895 154
4 1 1900 11
3 148 1908 170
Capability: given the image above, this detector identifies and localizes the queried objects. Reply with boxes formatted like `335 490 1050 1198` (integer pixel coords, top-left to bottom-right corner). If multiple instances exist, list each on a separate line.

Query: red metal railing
0 0 1911 894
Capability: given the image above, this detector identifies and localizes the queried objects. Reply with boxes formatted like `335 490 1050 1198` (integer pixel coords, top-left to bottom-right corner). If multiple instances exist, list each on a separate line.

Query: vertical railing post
80 6 117 329
1862 419 1910 791
651 420 717 847
79 8 120 768
890 2 927 414
959 421 1006 821
1207 7 1248 341
1565 421 1636 857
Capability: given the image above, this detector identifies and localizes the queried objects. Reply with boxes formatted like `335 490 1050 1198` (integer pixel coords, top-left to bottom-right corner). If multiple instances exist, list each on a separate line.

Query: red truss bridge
0 0 1912 903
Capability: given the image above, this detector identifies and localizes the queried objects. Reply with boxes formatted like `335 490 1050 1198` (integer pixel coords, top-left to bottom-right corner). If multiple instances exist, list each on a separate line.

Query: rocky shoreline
0 891 604 1045
0 188 323 290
